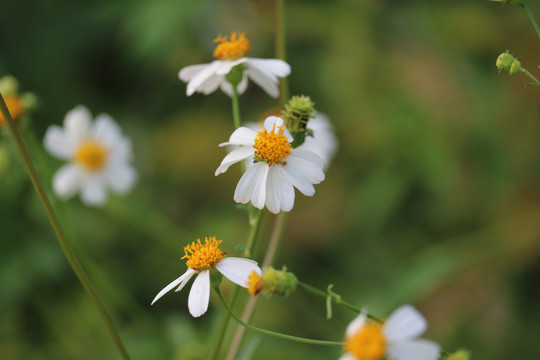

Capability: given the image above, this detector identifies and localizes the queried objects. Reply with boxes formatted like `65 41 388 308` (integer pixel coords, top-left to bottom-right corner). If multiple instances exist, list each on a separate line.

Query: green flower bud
248 266 298 297
282 95 316 148
446 350 471 360
496 51 522 75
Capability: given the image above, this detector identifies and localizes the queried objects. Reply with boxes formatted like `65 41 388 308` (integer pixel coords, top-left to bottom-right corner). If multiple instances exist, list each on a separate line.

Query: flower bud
248 266 298 297
282 95 316 148
496 51 522 75
446 350 471 360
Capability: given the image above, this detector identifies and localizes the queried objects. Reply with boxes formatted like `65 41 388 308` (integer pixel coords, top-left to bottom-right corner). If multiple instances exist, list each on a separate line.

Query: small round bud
446 350 471 360
282 95 316 148
248 266 298 297
496 51 522 75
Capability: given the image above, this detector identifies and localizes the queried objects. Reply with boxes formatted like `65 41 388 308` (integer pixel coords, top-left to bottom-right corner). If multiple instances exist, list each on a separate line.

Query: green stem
232 84 241 129
521 3 540 41
297 281 383 321
520 67 540 86
244 209 264 258
276 0 289 106
215 287 343 347
0 92 130 359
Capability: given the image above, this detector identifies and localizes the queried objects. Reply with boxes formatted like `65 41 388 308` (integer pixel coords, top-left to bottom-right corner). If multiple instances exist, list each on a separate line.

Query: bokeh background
2 0 540 359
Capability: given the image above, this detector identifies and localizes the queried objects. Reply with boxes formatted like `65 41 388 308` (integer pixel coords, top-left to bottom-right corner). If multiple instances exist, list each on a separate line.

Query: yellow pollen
74 140 108 172
344 323 386 360
213 32 250 60
247 271 264 296
253 124 292 166
182 236 227 271
0 95 24 125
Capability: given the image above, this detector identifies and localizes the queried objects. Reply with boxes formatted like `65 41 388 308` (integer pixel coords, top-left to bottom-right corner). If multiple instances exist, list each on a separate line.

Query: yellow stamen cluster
0 95 24 125
182 237 227 271
254 124 292 166
247 271 264 296
213 32 250 60
74 140 108 172
344 323 386 360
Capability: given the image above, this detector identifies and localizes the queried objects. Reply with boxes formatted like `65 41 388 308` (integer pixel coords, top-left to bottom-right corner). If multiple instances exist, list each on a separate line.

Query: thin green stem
232 85 241 129
521 3 540 41
244 209 264 258
520 67 540 86
276 0 289 106
225 211 288 360
0 92 130 359
215 287 343 347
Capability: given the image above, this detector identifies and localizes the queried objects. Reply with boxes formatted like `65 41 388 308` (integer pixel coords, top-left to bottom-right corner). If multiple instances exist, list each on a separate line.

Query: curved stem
0 91 130 359
215 287 343 347
232 85 241 129
244 209 265 258
521 3 540 41
520 67 540 86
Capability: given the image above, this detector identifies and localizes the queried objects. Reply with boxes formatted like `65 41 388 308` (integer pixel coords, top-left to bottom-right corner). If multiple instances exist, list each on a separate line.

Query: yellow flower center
74 140 109 172
253 124 292 166
248 271 264 296
182 237 227 271
0 95 24 125
344 323 386 360
213 32 251 60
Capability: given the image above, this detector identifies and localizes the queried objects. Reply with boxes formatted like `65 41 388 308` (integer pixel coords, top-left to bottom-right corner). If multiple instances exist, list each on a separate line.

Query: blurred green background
2 0 540 359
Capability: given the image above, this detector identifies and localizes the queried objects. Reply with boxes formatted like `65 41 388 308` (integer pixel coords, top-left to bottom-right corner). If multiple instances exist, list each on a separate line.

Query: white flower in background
340 305 440 360
300 113 337 169
215 116 325 214
151 236 261 318
44 105 137 207
179 32 291 98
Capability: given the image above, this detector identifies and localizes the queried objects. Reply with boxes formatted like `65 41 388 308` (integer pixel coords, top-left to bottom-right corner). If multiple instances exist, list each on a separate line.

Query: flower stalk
0 91 131 359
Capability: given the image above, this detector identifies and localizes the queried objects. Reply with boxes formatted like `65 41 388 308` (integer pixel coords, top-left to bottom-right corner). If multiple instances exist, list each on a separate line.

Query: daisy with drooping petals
340 305 440 360
44 105 137 207
215 116 325 214
179 32 290 98
151 237 261 318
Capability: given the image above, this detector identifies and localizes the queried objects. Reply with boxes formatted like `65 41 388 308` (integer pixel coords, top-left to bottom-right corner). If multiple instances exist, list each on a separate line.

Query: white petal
105 164 137 194
80 177 107 207
338 353 357 360
64 105 92 142
387 339 440 360
262 116 293 141
215 147 255 175
188 270 211 318
44 126 73 159
91 114 122 147
174 268 197 292
265 165 294 214
52 164 82 199
299 113 338 169
246 58 291 77
282 150 325 196
198 73 224 95
216 257 261 287
179 64 210 82
234 162 269 209
289 148 324 170
236 73 249 94
151 269 195 305
215 58 246 75
384 305 428 343
220 127 258 147
345 313 367 339
185 61 220 96
220 72 248 97
246 65 279 98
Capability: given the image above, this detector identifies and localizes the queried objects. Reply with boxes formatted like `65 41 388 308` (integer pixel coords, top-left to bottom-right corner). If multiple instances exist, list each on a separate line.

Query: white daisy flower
151 236 261 318
215 116 325 214
43 105 137 207
299 112 338 169
179 32 291 98
340 305 440 360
